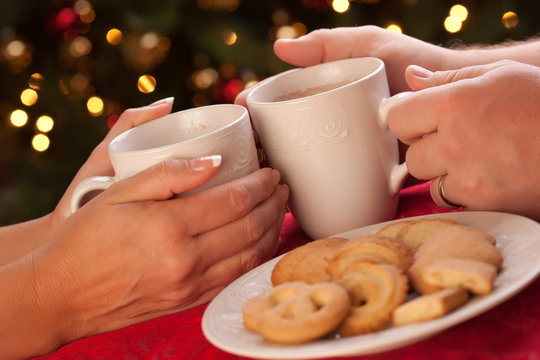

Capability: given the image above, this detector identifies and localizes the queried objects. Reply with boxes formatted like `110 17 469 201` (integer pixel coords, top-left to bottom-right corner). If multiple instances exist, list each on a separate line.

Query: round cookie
393 218 459 252
271 237 347 286
242 281 351 343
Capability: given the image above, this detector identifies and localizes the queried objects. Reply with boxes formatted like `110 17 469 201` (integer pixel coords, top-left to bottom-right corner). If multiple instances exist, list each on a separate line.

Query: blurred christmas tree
0 0 538 224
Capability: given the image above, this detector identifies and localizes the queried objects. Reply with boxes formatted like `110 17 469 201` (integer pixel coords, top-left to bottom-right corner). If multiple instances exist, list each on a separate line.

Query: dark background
1 0 539 224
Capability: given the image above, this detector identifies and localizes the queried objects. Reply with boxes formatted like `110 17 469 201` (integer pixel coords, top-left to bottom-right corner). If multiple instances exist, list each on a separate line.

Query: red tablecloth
35 182 540 360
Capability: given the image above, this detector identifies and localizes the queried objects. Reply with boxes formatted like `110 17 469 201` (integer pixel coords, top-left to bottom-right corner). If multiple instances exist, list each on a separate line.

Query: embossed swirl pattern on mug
207 119 255 176
266 107 350 151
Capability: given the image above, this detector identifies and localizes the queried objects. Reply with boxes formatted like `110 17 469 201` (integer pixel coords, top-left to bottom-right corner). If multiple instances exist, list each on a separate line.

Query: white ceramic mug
70 104 259 213
246 57 409 239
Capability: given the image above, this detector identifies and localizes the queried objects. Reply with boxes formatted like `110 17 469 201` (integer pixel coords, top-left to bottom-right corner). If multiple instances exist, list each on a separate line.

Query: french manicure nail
150 97 175 106
188 155 222 172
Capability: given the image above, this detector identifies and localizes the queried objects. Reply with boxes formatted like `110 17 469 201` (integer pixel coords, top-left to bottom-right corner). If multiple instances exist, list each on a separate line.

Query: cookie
242 281 350 343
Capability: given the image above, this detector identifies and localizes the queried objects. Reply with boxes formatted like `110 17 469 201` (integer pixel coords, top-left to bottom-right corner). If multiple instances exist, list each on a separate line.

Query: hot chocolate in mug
70 104 259 213
246 57 410 239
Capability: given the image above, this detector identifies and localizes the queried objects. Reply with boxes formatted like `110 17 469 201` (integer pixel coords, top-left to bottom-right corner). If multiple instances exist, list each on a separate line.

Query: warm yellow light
69 36 92 57
10 109 28 127
36 115 54 132
87 96 104 116
74 0 91 13
444 15 462 33
32 134 50 152
106 28 123 45
292 22 307 37
79 7 95 23
29 73 45 90
20 88 38 106
192 68 219 89
450 4 468 21
140 32 160 49
386 24 403 33
332 0 350 13
223 30 237 45
137 75 157 93
502 11 519 29
276 25 297 39
5 40 25 59
244 80 258 89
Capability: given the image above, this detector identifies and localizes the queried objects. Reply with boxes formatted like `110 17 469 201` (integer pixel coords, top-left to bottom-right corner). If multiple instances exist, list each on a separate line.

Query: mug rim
246 57 384 105
108 103 248 155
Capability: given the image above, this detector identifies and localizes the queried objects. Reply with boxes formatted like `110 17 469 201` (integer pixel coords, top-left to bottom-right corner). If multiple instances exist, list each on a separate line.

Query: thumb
105 155 222 204
405 64 494 91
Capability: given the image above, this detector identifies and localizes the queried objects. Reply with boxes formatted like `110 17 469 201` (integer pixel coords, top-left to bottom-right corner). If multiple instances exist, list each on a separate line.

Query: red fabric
35 182 540 360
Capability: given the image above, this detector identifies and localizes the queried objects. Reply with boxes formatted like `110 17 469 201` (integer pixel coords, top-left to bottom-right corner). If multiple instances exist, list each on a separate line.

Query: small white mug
70 104 259 213
246 57 409 239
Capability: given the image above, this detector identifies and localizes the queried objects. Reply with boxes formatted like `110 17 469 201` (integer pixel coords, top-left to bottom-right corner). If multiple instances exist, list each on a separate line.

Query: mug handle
378 91 413 194
70 176 116 214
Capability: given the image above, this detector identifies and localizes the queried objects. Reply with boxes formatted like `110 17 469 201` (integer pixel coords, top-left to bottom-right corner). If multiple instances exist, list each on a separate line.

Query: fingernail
188 155 222 172
409 65 433 78
150 97 175 106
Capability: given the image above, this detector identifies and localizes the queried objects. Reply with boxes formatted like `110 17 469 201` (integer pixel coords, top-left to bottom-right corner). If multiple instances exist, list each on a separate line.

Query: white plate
202 212 540 359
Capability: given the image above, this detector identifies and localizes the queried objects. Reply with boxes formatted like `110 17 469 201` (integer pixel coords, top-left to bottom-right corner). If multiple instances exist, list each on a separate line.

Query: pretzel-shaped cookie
242 281 350 343
329 262 408 336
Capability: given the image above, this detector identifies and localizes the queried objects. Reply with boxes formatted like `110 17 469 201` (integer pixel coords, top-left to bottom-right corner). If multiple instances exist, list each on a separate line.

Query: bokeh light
69 36 92 57
502 11 519 29
5 40 25 59
87 96 104 116
223 30 238 45
36 115 54 133
276 25 297 39
137 75 157 93
29 73 45 90
10 109 28 127
332 0 349 13
386 24 403 33
192 68 219 89
20 88 38 106
106 28 123 45
444 15 462 33
32 134 50 152
450 4 468 21
140 32 160 49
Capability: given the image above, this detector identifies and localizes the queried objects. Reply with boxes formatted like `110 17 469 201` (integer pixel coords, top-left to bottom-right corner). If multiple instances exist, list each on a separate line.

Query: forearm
445 37 540 69
0 256 66 359
0 214 53 266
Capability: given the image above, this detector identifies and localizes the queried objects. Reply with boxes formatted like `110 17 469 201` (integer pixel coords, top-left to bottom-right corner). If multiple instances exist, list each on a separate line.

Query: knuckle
239 248 263 274
227 183 253 213
244 214 265 245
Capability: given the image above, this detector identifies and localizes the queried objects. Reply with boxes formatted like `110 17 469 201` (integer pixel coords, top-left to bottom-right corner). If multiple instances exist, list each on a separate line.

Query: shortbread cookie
330 263 408 336
420 258 498 295
328 235 413 275
392 218 459 252
376 219 416 240
392 287 469 326
242 281 350 343
271 237 347 286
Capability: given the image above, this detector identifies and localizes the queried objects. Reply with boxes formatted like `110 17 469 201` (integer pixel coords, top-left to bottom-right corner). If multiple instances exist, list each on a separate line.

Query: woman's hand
52 98 175 225
3 158 288 359
0 99 175 266
387 60 540 220
271 26 456 94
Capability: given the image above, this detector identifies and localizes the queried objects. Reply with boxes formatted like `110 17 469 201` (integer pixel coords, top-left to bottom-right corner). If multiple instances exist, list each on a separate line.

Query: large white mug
70 104 259 213
246 57 409 239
